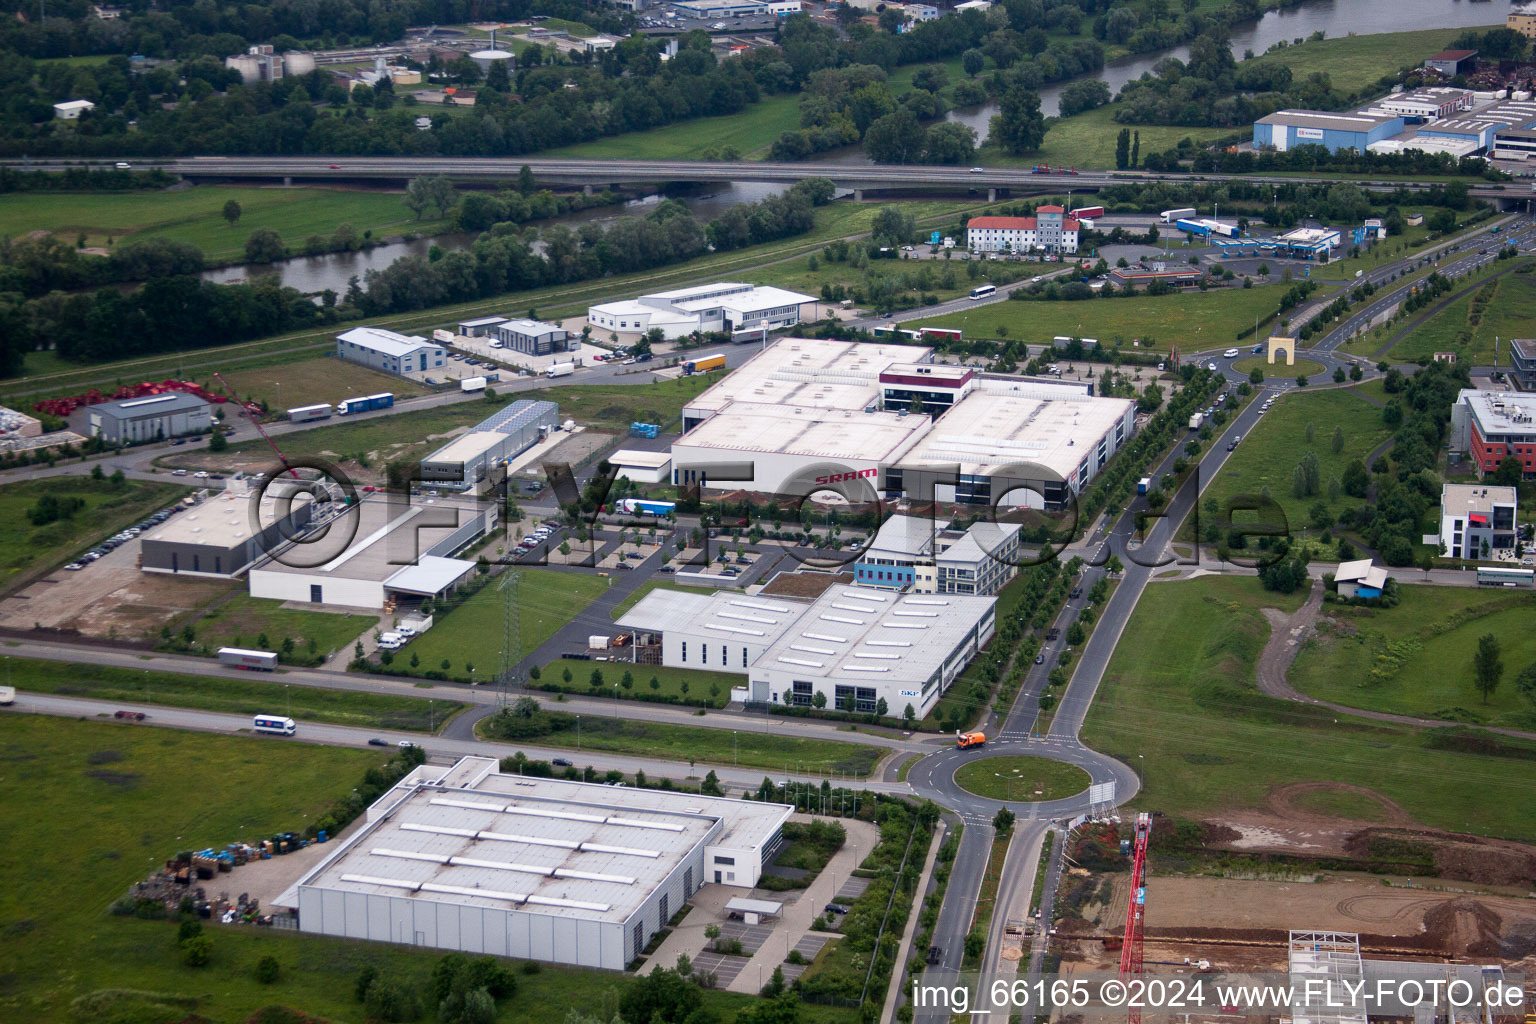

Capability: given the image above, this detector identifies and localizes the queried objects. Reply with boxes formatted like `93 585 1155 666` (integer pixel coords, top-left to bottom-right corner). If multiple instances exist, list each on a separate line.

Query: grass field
0 186 449 262
0 477 187 594
183 594 376 662
953 755 1091 801
543 93 803 161
908 284 1288 350
1388 268 1536 364
393 569 609 680
1081 575 1536 840
486 713 884 776
1244 26 1496 96
1288 587 1536 730
537 659 738 708
5 656 457 731
1198 384 1392 538
1232 355 1327 378
494 375 715 430
216 355 429 411
3 198 990 401
0 714 853 1024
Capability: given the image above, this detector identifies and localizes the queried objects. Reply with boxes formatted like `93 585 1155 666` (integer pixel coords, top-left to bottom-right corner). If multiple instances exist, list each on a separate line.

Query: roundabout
953 755 1093 803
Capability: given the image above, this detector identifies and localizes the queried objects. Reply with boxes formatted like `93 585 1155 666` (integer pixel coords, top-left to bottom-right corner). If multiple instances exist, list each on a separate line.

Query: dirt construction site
1051 784 1536 977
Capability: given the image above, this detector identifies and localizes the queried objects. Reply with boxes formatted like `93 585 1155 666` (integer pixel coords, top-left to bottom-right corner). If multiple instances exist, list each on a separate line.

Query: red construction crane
1119 812 1153 1024
211 372 300 479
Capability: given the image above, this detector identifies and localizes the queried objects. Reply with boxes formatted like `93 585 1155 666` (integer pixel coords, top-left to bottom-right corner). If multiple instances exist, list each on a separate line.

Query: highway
6 155 1530 204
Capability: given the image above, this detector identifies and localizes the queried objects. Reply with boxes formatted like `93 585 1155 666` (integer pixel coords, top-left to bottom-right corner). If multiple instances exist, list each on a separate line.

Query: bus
1475 566 1533 587
968 284 996 300
253 715 296 735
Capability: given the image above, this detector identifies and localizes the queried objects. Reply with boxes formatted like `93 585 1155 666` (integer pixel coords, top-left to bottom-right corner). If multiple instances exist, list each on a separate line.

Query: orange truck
956 731 986 749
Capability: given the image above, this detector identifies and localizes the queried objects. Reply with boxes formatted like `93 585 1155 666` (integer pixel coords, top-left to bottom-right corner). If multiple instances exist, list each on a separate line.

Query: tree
1331 425 1344 454
1491 455 1524 486
903 702 916 727
243 228 285 264
1515 661 1536 708
811 690 827 709
181 934 213 967
870 205 916 248
1115 128 1131 170
1341 459 1369 498
864 107 927 165
875 696 888 717
255 954 280 983
518 164 536 196
1249 367 1264 385
208 429 227 451
922 121 977 165
619 967 702 1024
1473 633 1503 704
222 199 242 227
990 86 1046 155
365 978 424 1022
962 48 985 77
993 807 1016 832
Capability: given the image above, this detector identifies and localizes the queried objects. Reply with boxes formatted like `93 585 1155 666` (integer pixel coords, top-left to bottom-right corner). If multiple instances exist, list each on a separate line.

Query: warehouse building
141 481 315 578
617 583 997 718
616 590 807 673
587 282 816 343
746 584 995 717
1414 98 1536 153
609 449 673 485
965 207 1081 254
336 327 448 376
456 316 507 338
1367 86 1473 120
54 99 95 119
1438 483 1518 559
86 392 211 444
1252 110 1405 153
893 386 1137 509
419 400 561 492
278 756 794 968
1424 49 1477 77
1451 390 1536 478
495 318 573 356
248 493 497 609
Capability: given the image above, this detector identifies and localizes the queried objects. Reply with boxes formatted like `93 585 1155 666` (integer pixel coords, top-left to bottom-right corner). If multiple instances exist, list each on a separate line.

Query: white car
1223 348 1240 358
172 469 188 476
194 471 209 479
1207 361 1218 371
395 625 417 638
63 562 84 571
969 166 984 173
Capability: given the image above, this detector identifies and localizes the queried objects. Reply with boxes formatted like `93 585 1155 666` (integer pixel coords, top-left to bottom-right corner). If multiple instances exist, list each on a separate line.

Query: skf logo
814 468 878 485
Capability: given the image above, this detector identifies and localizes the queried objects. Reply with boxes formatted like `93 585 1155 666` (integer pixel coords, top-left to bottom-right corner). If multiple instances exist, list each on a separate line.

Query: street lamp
733 730 738 766
285 683 290 717
1137 754 1144 788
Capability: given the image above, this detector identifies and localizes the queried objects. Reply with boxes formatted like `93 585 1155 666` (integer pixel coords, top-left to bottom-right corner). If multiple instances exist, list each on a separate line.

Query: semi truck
629 422 660 439
1162 207 1197 223
1188 412 1204 430
589 635 611 650
286 403 333 423
336 393 394 415
617 498 676 517
219 647 278 671
683 353 726 375
1069 205 1104 220
546 362 575 378
460 376 487 392
956 731 986 749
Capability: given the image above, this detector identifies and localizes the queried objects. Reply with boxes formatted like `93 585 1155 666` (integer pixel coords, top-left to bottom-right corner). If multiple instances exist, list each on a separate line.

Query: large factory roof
146 485 309 547
898 391 1134 480
673 401 930 464
286 758 792 925
616 590 808 647
337 326 438 357
1256 109 1401 131
1460 389 1536 433
754 584 994 687
255 494 485 582
683 337 933 417
422 431 508 465
92 391 210 417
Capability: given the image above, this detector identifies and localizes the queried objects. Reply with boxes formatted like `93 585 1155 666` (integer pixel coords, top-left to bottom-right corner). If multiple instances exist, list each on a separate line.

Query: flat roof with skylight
683 337 933 418
898 391 1136 479
674 402 930 463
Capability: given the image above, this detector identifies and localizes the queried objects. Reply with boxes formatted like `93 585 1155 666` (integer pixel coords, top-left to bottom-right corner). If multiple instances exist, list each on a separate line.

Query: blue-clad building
1253 110 1405 154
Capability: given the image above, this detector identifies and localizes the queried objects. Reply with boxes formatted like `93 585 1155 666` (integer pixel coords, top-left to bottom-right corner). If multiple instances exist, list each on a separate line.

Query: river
205 0 1503 291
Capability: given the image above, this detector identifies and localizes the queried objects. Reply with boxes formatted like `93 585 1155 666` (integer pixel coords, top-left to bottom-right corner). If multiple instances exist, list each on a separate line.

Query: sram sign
815 468 879 485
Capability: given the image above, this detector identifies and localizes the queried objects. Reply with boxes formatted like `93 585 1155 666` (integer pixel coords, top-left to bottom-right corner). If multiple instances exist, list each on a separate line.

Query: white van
378 633 404 650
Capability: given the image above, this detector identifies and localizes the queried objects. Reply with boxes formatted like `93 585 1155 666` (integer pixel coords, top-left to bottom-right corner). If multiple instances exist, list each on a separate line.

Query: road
8 156 1524 203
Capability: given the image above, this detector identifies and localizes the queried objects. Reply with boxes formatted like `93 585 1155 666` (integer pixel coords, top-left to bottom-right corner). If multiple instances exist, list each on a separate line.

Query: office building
1509 338 1536 391
1451 390 1536 478
966 207 1081 254
495 318 573 356
1438 483 1518 558
587 282 816 343
854 515 1022 596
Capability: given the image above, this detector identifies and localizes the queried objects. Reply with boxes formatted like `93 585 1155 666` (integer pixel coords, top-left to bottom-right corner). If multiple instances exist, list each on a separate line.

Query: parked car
170 438 185 446
1034 653 1045 664
658 566 676 574
368 738 389 746
63 562 84 571
825 903 850 915
172 469 189 476
114 709 147 721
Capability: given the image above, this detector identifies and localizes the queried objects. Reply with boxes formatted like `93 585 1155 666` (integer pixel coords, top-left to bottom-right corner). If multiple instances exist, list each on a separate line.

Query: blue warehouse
1253 110 1405 154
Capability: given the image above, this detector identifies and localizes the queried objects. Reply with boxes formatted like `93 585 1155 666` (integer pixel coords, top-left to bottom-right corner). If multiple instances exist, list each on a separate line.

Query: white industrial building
248 493 496 609
1438 483 1518 559
419 400 561 492
496 318 573 356
277 756 793 969
587 282 816 343
671 338 1134 508
141 480 314 578
1367 86 1474 120
616 584 996 718
53 99 96 119
86 392 211 444
337 326 448 376
965 206 1081 254
609 449 673 485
